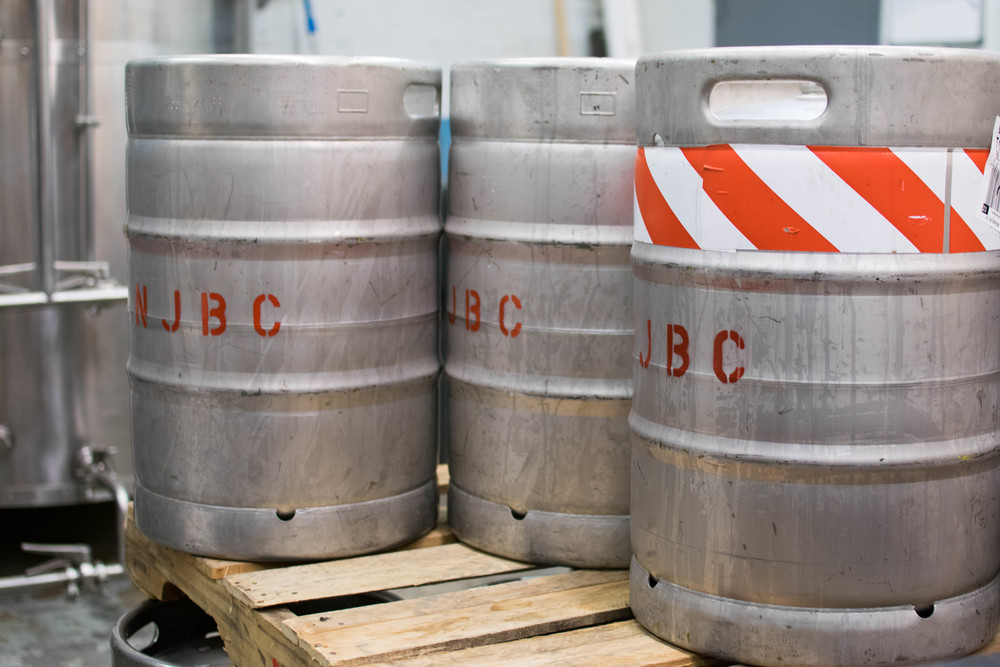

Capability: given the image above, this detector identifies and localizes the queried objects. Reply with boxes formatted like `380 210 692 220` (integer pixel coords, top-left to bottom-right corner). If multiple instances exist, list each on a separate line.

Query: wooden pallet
124 465 1000 666
125 467 715 667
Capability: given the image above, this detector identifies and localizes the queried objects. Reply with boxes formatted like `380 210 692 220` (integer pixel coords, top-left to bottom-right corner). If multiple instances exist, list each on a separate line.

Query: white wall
981 0 1000 50
880 0 984 46
637 0 715 53
250 0 602 112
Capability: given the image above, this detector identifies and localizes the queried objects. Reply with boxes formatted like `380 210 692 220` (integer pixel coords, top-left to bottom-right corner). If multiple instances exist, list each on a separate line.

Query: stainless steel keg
126 56 442 561
631 46 1000 665
445 58 636 568
111 599 229 667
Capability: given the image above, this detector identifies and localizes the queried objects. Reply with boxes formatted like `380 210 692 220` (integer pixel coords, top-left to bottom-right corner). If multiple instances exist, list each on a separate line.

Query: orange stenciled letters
447 285 457 325
465 289 480 332
200 292 227 336
162 290 181 332
666 324 690 377
135 284 148 328
253 293 281 337
639 319 652 369
499 294 522 337
713 329 745 384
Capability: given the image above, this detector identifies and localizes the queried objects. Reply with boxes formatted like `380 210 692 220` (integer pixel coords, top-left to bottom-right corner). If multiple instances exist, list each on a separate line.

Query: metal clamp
53 260 117 291
23 542 94 572
4 542 124 597
74 444 117 487
23 543 94 597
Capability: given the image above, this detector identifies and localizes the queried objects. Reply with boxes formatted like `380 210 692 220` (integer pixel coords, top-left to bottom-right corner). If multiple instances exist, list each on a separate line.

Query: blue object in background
303 0 316 34
440 117 450 184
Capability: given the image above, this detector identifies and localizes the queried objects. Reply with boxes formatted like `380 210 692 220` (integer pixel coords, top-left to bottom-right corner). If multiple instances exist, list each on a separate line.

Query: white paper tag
977 115 1000 233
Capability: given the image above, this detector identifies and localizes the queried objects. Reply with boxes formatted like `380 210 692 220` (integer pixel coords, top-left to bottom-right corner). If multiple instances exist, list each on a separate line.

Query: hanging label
978 116 1000 233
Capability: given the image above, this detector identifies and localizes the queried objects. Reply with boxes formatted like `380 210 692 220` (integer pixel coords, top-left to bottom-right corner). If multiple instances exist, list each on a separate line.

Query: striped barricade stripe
634 145 1000 253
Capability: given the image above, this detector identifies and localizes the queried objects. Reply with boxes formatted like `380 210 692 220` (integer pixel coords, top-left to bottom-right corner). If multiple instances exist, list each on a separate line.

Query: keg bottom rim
448 484 630 569
134 480 438 562
629 557 1000 666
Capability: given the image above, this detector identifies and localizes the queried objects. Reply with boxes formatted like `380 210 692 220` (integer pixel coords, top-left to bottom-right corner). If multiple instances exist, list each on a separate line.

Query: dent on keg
630 45 1000 666
126 56 442 561
445 58 636 568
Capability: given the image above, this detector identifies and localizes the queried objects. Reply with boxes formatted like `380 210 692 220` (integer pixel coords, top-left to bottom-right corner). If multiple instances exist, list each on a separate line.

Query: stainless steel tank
0 0 130 507
126 56 442 561
630 46 1000 665
0 0 249 516
445 58 636 568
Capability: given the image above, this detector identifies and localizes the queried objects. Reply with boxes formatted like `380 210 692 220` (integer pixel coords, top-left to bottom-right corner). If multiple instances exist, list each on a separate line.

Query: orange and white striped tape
634 145 1000 253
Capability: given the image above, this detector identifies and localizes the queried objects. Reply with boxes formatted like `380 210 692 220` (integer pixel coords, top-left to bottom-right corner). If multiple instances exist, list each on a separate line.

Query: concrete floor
0 574 146 667
0 501 147 667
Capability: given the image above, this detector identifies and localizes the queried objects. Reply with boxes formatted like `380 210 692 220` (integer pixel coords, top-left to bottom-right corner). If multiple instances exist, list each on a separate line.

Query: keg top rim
636 44 1000 148
453 56 636 72
127 53 441 74
126 54 441 139
636 43 995 64
449 56 636 142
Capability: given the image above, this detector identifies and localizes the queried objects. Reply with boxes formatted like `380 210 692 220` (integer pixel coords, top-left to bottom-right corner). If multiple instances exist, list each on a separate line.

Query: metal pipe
33 0 58 295
0 563 124 593
0 285 129 309
76 0 97 263
93 467 130 567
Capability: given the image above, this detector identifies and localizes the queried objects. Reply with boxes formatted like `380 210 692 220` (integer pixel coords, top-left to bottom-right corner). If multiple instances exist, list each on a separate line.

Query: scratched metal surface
444 59 636 569
125 56 443 561
629 45 1000 666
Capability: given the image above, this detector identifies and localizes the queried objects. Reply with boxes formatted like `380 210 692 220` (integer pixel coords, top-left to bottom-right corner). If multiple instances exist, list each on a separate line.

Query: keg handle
693 49 847 132
639 45 889 146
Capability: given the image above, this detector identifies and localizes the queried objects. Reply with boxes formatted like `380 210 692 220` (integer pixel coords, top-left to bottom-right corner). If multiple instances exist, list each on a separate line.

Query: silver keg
126 56 442 561
630 46 1000 665
445 58 636 568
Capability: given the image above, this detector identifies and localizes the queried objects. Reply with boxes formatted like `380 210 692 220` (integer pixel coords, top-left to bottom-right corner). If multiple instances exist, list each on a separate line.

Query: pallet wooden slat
396 523 456 551
285 569 621 636
292 573 631 665
198 556 272 580
283 570 627 663
366 620 722 667
225 542 534 609
435 463 450 495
